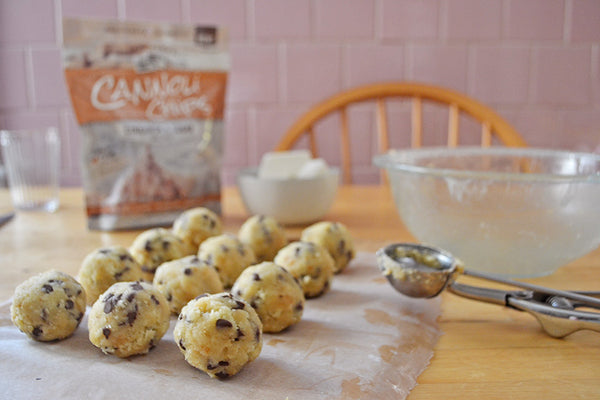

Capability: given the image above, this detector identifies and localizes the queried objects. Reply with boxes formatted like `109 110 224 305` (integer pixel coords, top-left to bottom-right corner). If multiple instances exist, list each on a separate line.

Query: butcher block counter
0 186 599 399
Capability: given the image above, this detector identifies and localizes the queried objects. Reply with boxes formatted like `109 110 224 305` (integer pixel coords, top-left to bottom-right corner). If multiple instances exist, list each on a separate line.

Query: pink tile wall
124 0 183 22
0 49 29 109
506 0 564 40
315 0 375 40
254 108 302 163
445 0 502 40
381 0 439 40
228 44 279 103
533 47 591 105
409 45 469 92
0 0 56 44
570 0 600 42
0 0 598 186
61 0 119 18
189 0 247 40
31 49 70 107
286 44 342 102
470 46 530 104
254 0 311 40
345 44 404 87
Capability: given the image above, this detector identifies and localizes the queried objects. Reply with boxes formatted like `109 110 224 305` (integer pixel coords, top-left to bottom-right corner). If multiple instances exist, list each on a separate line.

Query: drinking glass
0 128 60 212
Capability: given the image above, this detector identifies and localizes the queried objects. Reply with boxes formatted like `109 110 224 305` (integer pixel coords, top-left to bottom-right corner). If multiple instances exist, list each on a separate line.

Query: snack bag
62 18 229 230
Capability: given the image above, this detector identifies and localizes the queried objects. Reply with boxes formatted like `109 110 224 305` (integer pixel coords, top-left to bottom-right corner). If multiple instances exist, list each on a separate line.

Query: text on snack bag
65 68 227 123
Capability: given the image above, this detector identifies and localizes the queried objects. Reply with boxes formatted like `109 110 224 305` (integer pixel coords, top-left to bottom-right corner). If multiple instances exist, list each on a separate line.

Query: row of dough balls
10 208 355 379
128 208 354 285
81 210 354 335
80 208 354 311
10 270 262 379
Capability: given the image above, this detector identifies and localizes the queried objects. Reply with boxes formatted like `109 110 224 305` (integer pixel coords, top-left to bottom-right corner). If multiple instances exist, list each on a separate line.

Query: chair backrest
274 82 528 184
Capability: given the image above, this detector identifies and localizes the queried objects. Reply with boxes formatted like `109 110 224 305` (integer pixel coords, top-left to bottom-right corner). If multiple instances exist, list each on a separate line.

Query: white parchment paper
0 253 441 400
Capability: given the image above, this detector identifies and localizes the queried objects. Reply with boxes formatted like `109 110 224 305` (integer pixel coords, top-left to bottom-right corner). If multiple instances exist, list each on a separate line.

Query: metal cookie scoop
376 243 600 338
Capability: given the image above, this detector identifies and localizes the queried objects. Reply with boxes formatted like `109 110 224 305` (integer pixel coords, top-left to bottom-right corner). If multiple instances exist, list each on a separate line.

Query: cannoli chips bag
62 18 229 230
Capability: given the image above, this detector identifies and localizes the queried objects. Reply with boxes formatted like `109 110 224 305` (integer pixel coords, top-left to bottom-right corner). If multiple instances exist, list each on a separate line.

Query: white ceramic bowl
374 147 600 277
237 167 339 225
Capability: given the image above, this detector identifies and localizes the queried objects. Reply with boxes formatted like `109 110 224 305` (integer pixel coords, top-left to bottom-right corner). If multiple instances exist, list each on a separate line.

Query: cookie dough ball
301 221 355 273
78 246 143 305
130 228 190 281
231 262 304 333
174 293 263 379
197 234 256 289
153 255 224 314
88 281 170 358
274 241 335 298
173 207 222 252
10 270 86 341
238 215 288 262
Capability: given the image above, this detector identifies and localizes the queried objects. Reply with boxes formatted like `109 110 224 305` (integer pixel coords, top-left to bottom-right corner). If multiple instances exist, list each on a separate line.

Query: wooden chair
274 82 527 184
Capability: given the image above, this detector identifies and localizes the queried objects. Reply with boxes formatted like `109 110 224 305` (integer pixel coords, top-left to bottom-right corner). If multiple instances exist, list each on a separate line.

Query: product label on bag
62 18 229 230
65 69 227 123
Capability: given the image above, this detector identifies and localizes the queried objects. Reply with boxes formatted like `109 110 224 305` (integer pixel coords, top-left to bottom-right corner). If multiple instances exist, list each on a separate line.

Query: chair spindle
448 103 459 147
339 106 352 184
411 97 423 148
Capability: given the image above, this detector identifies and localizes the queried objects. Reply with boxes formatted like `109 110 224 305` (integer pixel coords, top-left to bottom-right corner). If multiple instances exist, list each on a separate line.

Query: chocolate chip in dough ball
174 293 263 379
238 215 288 262
197 234 256 289
129 228 190 281
10 270 86 341
231 262 305 333
88 281 170 358
173 207 222 253
78 246 143 305
301 221 355 273
153 255 224 314
274 241 335 298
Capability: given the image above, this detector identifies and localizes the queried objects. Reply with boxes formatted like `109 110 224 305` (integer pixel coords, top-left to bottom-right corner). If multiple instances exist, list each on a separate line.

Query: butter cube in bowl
237 151 339 225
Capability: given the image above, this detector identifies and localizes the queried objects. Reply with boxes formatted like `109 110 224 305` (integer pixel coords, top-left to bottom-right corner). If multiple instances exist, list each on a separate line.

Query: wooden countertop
1 186 599 398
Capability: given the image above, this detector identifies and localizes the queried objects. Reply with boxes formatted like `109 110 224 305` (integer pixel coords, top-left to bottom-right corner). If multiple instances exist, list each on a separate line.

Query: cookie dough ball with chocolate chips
231 262 304 333
301 221 355 273
274 241 335 298
173 207 222 252
174 293 263 379
88 281 170 358
153 255 224 314
129 228 190 281
197 234 256 289
78 246 143 305
11 270 86 341
238 215 288 262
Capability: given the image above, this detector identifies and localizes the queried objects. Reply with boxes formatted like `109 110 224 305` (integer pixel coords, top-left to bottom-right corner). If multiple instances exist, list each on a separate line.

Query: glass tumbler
0 128 60 212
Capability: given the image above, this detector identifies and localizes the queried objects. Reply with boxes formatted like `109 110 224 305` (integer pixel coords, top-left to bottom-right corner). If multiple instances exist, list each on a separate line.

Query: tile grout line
310 0 317 42
59 108 74 176
279 43 287 105
404 43 412 81
340 42 348 89
591 44 598 108
54 0 63 46
466 44 475 96
247 106 257 165
24 46 36 112
117 0 126 20
563 0 572 44
439 0 448 45
374 0 382 43
308 0 315 42
527 44 536 106
180 0 191 24
247 0 256 44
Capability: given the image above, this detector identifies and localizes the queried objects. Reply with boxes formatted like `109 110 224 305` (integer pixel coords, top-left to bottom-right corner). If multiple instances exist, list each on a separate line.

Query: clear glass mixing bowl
373 147 600 277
